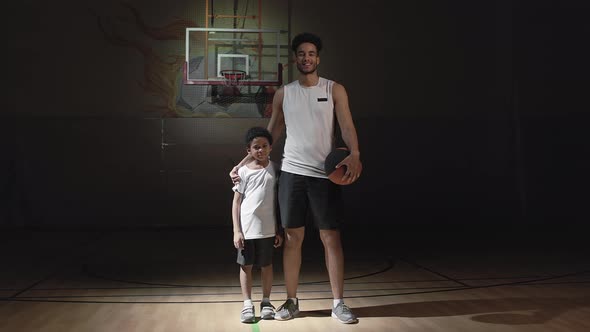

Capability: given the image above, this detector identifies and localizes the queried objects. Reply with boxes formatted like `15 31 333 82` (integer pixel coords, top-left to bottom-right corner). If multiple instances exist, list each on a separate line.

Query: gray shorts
278 171 343 230
237 236 276 267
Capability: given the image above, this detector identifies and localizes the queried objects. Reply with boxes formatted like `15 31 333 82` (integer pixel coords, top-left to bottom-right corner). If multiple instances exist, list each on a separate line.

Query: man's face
295 42 320 75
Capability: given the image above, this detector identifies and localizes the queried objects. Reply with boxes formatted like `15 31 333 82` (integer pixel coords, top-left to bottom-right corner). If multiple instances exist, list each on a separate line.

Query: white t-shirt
281 77 335 178
232 161 278 240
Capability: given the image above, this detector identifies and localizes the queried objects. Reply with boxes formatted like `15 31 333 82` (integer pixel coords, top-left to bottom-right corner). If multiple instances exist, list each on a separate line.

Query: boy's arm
232 191 245 249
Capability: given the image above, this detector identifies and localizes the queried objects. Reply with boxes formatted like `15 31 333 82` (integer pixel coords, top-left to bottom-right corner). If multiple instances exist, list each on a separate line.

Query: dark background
1 0 589 237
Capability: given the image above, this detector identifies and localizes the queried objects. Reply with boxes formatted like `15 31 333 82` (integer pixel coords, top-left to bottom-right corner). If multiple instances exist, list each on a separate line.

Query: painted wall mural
91 1 287 118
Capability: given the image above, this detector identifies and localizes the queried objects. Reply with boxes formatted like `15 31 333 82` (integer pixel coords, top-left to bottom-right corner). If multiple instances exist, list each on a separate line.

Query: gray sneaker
260 301 276 320
275 298 299 321
331 302 358 324
240 305 255 323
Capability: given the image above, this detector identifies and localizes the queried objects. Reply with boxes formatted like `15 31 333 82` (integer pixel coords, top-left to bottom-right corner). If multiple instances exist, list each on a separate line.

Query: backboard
184 28 287 86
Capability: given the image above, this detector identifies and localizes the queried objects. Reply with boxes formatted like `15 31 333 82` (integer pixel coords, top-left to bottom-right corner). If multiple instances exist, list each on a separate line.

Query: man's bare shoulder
273 86 285 101
331 81 348 99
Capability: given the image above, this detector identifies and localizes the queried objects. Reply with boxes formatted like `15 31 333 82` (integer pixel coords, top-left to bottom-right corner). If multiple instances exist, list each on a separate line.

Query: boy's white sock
244 299 253 307
333 298 344 308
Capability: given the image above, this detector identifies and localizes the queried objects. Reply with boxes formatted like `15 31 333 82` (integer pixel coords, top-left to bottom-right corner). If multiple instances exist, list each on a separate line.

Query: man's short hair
291 32 322 54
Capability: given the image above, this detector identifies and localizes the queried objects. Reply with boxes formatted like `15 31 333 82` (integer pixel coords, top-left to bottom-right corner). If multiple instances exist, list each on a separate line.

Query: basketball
324 147 351 185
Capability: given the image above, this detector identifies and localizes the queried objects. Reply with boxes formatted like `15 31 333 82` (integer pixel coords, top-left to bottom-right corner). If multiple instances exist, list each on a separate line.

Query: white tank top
281 77 335 178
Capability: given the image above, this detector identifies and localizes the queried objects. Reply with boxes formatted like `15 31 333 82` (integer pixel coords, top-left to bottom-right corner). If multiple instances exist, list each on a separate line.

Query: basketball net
220 70 246 87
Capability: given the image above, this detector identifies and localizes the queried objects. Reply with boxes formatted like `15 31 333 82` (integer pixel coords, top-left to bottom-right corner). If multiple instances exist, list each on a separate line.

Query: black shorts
237 236 276 267
278 171 343 230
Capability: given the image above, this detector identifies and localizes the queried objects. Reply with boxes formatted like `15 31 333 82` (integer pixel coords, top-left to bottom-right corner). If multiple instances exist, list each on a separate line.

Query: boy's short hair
245 126 273 146
291 32 322 54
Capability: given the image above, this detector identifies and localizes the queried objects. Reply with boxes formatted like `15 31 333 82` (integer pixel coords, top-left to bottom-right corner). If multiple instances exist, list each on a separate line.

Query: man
230 32 362 324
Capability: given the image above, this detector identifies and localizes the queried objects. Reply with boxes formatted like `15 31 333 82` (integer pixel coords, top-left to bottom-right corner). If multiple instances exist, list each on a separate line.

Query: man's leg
319 229 344 299
306 176 357 323
319 228 358 324
275 227 304 321
276 172 306 320
283 227 305 298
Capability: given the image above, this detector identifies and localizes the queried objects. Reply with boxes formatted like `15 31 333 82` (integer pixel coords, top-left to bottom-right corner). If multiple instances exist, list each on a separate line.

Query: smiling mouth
299 64 313 71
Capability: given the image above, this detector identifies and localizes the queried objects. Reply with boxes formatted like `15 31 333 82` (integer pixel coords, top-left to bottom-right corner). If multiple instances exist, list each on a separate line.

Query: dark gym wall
1 0 588 228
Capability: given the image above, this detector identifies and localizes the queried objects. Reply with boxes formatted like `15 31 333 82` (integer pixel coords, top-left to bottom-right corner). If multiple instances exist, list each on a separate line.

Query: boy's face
247 137 272 162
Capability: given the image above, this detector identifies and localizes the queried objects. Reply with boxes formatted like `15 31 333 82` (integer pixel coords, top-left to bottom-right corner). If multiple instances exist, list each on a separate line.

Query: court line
79 257 395 288
7 232 111 298
1 266 587 304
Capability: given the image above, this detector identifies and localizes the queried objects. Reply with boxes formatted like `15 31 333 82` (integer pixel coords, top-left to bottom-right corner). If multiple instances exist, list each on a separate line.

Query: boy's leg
239 265 253 300
239 265 256 323
254 237 277 299
260 264 273 299
260 264 276 320
238 240 256 323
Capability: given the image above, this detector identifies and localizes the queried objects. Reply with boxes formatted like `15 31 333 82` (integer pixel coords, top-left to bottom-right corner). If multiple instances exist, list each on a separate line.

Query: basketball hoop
220 70 247 87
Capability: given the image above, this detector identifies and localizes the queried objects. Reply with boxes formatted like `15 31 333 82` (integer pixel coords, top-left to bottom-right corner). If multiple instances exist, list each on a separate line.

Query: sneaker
240 305 255 323
260 301 276 320
275 298 299 321
331 302 358 324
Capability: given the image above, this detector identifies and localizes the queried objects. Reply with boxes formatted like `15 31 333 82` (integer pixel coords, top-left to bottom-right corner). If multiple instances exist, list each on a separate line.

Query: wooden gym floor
0 225 588 332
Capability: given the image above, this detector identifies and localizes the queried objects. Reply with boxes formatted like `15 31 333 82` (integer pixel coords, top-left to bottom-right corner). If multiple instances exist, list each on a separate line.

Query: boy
232 126 283 323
